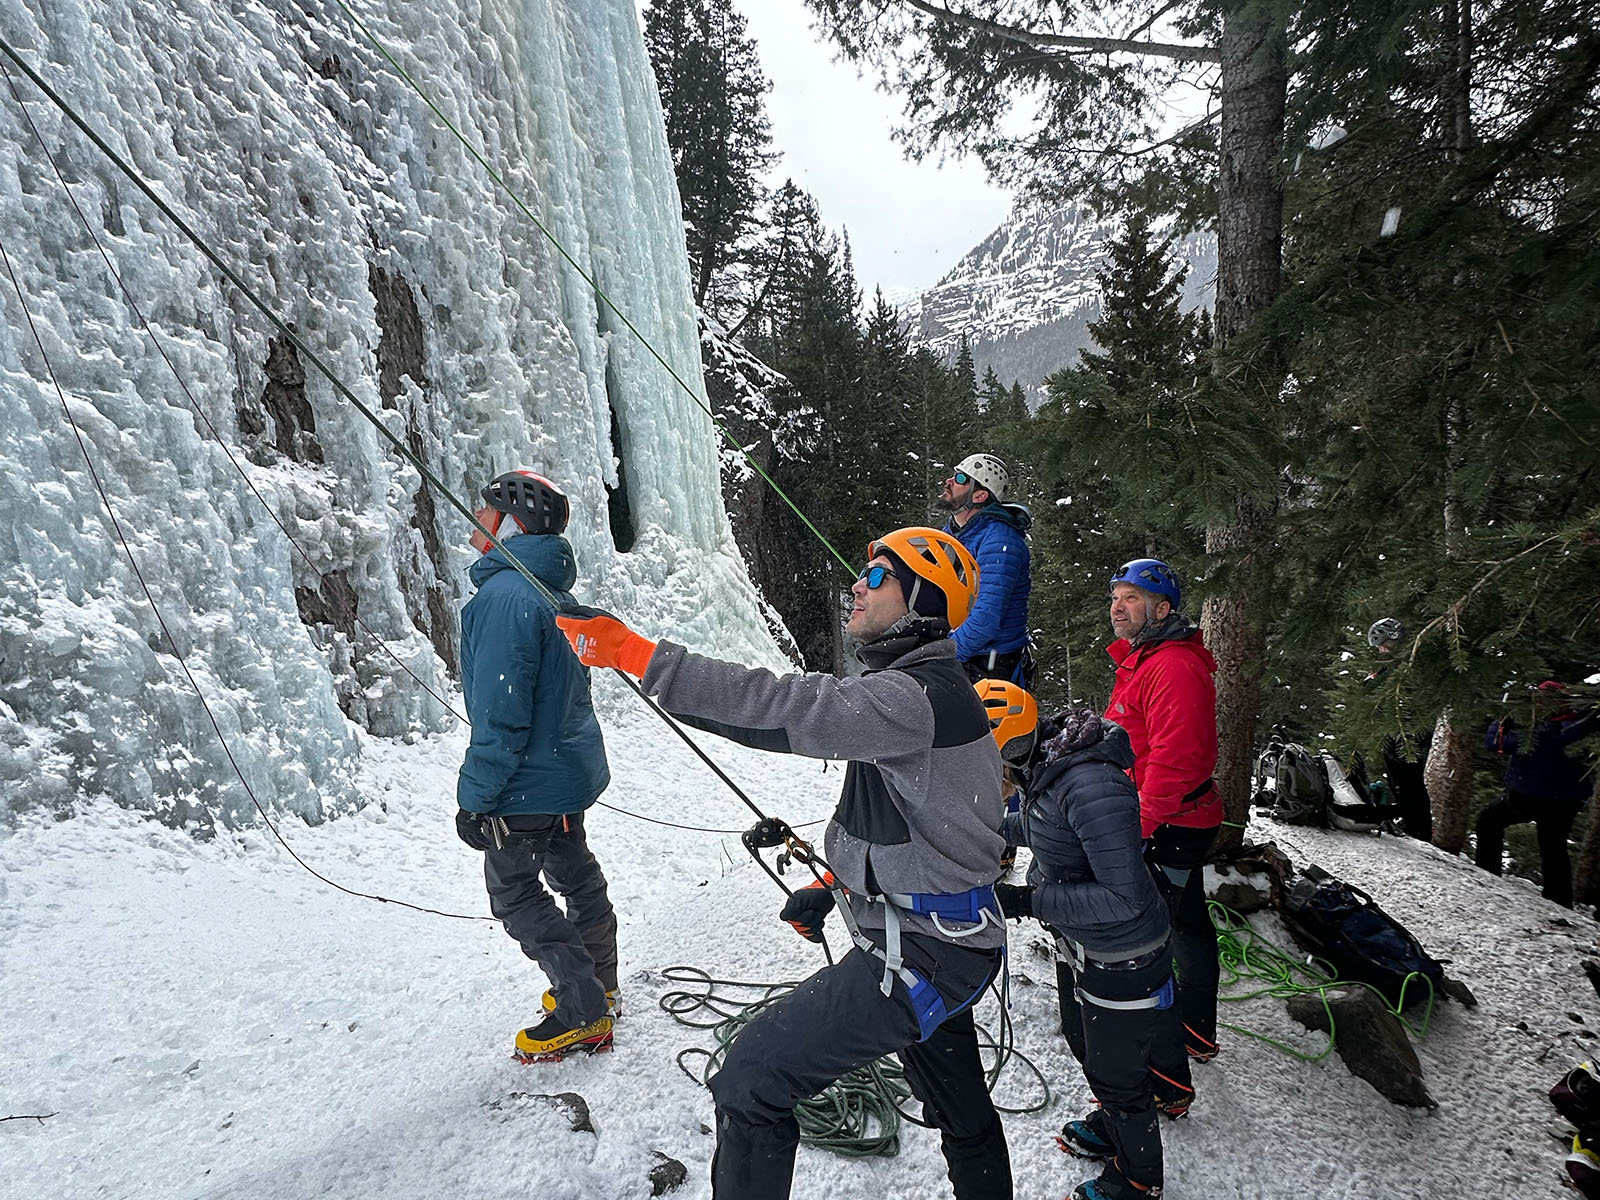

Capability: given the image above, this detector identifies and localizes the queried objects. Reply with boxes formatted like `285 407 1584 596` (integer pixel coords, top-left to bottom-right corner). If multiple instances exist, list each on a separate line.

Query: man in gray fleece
556 526 1012 1200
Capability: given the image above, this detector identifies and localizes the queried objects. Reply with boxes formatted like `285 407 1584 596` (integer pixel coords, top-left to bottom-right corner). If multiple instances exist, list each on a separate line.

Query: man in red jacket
1104 559 1221 1079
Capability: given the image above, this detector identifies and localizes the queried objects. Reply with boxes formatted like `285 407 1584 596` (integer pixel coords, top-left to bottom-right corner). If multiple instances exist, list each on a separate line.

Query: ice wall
0 0 778 827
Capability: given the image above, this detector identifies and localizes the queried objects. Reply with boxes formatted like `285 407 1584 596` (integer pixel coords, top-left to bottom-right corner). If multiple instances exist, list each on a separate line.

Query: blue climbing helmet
1110 558 1181 611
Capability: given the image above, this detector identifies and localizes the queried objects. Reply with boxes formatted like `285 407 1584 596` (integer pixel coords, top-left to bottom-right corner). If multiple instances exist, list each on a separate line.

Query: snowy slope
0 0 778 830
2 697 1593 1200
911 202 1216 401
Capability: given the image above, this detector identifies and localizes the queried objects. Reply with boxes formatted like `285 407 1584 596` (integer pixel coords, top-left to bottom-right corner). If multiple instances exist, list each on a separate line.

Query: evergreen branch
896 0 1221 63
1123 1 1185 43
1407 524 1588 663
1020 111 1219 161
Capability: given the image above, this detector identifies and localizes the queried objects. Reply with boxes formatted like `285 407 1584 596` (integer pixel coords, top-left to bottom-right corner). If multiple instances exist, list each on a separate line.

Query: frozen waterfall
0 0 778 828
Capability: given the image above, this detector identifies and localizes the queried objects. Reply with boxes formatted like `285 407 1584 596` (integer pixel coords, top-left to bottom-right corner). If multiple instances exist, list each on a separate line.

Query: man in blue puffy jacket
1477 682 1598 908
936 453 1034 686
456 470 616 1063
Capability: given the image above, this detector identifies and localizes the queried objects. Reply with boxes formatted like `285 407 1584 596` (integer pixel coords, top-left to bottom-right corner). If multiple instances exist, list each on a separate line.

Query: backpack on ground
1321 752 1387 834
1281 864 1446 1010
1252 733 1332 827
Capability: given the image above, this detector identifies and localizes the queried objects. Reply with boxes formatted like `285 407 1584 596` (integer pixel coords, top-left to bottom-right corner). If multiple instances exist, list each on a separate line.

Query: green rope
1209 900 1437 1062
658 965 1050 1158
326 0 855 576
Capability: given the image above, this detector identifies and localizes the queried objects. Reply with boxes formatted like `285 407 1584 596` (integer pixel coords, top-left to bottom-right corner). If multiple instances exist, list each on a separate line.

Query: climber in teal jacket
457 526 610 817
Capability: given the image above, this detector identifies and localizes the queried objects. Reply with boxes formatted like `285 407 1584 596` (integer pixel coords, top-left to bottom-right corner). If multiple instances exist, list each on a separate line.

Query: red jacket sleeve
1132 646 1218 832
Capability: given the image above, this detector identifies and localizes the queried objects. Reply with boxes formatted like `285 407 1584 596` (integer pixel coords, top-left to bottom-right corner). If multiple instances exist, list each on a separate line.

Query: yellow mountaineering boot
541 988 620 1020
514 1013 614 1064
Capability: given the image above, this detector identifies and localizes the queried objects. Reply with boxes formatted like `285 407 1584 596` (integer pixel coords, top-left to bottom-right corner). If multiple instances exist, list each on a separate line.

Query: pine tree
644 0 776 320
1078 211 1197 396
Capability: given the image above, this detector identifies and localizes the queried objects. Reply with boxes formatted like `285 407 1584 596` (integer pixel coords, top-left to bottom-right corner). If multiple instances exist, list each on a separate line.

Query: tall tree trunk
1425 709 1476 852
1201 2 1287 853
1424 2 1477 854
1571 774 1600 907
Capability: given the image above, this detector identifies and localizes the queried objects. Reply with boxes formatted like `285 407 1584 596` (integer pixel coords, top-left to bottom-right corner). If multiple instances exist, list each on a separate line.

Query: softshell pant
709 939 1010 1200
1474 789 1582 908
1057 951 1170 1195
1382 735 1433 842
1146 822 1220 1056
482 811 617 1027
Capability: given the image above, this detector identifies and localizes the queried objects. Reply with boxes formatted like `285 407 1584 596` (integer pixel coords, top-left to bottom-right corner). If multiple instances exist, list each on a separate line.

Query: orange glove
555 605 657 677
779 873 838 943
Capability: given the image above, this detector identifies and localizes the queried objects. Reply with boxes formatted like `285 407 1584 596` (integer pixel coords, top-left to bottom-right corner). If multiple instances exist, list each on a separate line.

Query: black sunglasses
857 564 892 589
953 470 972 485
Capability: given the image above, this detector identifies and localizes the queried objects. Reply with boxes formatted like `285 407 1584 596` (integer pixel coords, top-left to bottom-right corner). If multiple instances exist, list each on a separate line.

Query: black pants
481 811 617 1026
1057 952 1169 1193
709 940 1010 1200
1382 735 1433 842
1474 789 1581 908
1146 823 1220 1054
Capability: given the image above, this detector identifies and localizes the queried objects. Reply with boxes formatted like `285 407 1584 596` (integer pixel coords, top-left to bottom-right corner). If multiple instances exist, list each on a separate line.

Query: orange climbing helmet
867 527 980 628
974 680 1039 766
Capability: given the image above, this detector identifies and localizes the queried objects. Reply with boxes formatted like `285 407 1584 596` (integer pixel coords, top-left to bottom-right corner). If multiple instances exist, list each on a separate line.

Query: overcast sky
726 1 1015 300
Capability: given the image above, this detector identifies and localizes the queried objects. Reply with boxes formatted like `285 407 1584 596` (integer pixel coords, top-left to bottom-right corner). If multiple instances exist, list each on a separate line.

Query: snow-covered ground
3 698 1594 1200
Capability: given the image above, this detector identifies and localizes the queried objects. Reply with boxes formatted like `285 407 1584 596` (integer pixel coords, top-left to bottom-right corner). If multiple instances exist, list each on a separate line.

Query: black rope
658 966 1051 1157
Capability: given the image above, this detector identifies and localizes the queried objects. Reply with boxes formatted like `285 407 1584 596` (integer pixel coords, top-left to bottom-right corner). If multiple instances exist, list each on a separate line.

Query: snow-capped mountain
910 202 1217 400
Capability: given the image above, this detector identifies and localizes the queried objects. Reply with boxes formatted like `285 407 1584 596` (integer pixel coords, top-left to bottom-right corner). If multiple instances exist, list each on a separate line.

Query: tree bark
1572 773 1600 907
1425 709 1476 853
1201 2 1287 852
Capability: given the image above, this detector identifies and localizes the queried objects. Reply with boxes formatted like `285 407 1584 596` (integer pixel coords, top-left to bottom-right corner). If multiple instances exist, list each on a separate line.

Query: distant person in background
1366 618 1433 842
1104 558 1222 1066
936 452 1035 688
1477 682 1598 908
455 470 618 1063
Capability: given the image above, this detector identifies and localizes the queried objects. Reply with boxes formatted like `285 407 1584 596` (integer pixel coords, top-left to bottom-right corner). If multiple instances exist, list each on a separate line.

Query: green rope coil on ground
659 965 1050 1158
1209 900 1437 1062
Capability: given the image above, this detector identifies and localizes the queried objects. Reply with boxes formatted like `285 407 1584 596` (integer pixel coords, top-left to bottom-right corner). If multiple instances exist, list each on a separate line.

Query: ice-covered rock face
0 0 777 827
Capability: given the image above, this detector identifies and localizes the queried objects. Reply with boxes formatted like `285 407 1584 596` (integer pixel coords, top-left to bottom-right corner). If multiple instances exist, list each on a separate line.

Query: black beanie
880 550 948 623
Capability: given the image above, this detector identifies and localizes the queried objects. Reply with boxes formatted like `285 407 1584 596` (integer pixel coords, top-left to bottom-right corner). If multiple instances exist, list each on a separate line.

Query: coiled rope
1209 900 1438 1062
658 965 1051 1157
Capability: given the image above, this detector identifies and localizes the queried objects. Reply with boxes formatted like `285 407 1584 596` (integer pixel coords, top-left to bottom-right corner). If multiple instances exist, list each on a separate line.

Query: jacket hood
1029 709 1136 790
1108 617 1217 672
948 500 1033 537
855 616 952 671
469 532 577 593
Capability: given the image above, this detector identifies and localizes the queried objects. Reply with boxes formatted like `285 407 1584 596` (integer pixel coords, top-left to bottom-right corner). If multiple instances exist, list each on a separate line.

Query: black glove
993 882 1035 922
456 809 492 851
779 879 837 943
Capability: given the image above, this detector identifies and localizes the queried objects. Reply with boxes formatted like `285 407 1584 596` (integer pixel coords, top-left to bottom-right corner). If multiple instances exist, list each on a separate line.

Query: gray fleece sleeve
640 640 934 762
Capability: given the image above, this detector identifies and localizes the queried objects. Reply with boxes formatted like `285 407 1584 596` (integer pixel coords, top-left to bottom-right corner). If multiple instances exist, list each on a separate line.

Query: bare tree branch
899 0 1221 64
1 1112 58 1124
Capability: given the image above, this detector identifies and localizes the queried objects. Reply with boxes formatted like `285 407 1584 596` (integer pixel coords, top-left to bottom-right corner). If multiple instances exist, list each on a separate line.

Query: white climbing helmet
953 453 1009 501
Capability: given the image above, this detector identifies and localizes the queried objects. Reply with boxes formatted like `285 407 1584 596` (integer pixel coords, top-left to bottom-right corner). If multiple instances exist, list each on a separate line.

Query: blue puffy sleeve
953 521 1029 658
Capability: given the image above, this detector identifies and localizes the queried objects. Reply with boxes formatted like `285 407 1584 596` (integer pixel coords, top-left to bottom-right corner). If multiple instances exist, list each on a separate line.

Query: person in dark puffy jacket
937 452 1034 686
1477 683 1598 908
455 471 616 1064
990 700 1183 1200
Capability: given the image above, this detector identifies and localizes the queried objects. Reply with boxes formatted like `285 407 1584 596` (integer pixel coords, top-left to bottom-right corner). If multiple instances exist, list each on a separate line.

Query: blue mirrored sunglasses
953 470 972 485
857 564 891 589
